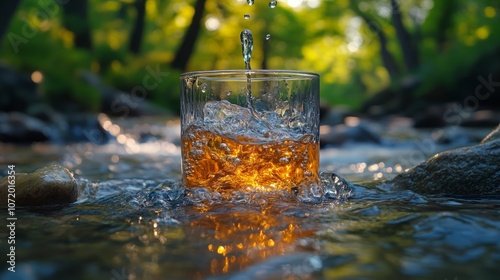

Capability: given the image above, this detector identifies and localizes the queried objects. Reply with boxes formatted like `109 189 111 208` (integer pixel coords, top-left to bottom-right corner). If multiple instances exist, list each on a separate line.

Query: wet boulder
0 165 78 207
390 125 500 195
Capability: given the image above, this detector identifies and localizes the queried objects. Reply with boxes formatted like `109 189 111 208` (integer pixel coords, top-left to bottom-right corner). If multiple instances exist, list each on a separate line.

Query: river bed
0 117 499 280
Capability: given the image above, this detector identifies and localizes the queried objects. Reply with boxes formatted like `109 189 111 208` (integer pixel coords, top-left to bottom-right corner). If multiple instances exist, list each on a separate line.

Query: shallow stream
1 117 499 280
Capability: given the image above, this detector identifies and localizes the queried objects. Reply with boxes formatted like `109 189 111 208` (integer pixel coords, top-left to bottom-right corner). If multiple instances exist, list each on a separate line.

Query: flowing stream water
1 2 499 278
1 117 499 280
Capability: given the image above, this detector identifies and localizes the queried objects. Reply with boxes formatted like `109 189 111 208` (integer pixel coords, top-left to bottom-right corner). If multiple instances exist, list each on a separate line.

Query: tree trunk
427 0 456 51
61 0 92 50
0 0 21 45
349 1 400 80
128 0 147 54
171 0 207 71
390 0 418 71
360 14 400 79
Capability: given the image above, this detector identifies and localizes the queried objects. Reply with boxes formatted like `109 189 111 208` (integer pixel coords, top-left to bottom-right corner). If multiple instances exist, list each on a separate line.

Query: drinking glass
180 70 320 193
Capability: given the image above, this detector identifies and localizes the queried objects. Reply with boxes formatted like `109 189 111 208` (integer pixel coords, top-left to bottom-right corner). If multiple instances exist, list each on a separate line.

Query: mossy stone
0 165 78 207
390 125 500 195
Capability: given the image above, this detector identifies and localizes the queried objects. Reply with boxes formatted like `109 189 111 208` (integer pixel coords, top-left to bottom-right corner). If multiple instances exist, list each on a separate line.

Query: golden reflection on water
185 204 315 276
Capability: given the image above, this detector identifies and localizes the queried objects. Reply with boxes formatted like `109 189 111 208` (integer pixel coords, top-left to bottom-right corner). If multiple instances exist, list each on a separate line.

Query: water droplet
240 29 253 70
265 34 271 40
244 14 250 19
247 0 254 5
279 157 290 164
219 143 230 152
269 1 277 8
226 156 241 166
320 172 353 201
201 83 207 93
226 90 232 96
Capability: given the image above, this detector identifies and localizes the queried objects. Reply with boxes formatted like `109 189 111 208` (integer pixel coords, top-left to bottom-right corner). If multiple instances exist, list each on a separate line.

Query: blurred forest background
0 0 499 117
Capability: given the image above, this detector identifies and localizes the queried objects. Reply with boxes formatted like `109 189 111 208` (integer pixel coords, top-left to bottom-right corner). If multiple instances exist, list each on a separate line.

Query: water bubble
265 34 271 40
279 157 290 164
247 0 254 5
226 156 241 166
244 14 250 19
219 143 230 152
189 148 204 160
201 83 207 93
269 1 277 8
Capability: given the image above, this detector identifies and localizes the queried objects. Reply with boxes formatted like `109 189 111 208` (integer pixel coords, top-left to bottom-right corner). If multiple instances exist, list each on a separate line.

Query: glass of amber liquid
180 70 320 193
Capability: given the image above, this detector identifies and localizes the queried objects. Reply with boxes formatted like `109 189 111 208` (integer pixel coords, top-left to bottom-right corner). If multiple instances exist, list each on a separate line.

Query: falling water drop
265 34 271 40
269 1 277 8
240 29 253 70
201 83 207 93
247 0 254 5
244 14 250 19
240 29 262 120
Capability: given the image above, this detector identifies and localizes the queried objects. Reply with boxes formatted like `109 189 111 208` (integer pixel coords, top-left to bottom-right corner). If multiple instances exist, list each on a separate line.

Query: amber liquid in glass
182 125 319 192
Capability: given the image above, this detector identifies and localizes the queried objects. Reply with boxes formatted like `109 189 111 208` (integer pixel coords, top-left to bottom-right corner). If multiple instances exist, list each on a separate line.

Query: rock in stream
390 125 500 195
0 165 78 207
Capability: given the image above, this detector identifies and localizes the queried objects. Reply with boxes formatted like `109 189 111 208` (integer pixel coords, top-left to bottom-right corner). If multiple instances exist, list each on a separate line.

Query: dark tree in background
426 1 457 52
128 0 147 54
350 3 400 80
171 0 207 71
390 0 419 71
0 0 21 45
350 0 425 111
61 0 92 50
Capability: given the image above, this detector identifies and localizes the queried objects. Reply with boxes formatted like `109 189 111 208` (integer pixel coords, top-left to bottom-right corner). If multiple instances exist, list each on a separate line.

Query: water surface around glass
1 118 499 280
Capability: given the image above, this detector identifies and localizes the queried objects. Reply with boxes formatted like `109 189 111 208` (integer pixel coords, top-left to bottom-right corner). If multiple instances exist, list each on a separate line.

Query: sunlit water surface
1 117 499 280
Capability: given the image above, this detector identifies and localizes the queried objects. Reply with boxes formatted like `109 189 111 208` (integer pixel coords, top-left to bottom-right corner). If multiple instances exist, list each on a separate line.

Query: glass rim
180 69 319 79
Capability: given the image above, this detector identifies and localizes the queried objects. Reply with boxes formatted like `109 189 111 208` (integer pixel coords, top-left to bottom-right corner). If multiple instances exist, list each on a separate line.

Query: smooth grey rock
0 165 78 207
390 125 500 195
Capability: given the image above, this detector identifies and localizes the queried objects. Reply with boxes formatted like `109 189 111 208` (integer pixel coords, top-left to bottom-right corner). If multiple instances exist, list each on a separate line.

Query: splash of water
240 29 261 120
240 29 253 70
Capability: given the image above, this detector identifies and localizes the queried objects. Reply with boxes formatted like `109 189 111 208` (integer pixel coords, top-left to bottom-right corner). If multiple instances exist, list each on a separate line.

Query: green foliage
103 54 182 112
415 0 500 97
1 0 499 113
0 6 100 112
